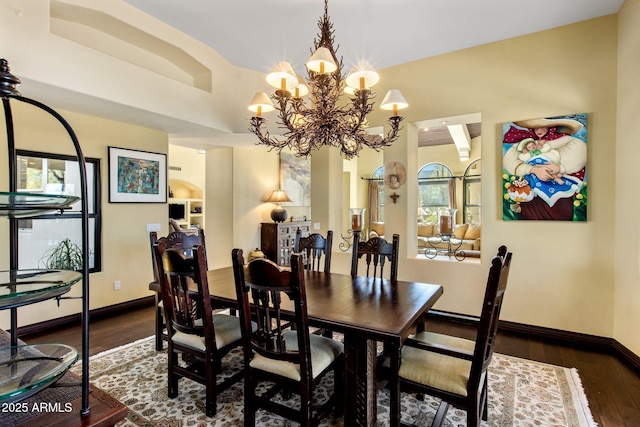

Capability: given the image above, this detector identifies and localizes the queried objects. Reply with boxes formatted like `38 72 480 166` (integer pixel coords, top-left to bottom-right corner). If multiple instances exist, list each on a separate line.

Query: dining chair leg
432 401 449 427
244 376 256 427
155 294 164 351
167 349 179 398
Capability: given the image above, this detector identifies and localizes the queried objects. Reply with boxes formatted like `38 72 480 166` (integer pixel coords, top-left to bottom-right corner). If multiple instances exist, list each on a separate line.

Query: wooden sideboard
261 221 310 266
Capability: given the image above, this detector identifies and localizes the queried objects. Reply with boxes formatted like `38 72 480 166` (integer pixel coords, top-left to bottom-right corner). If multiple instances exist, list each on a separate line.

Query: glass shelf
0 270 82 310
0 344 78 403
0 191 80 218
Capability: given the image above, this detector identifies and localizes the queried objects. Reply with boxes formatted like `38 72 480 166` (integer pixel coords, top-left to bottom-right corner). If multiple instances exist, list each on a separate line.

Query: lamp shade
306 47 337 74
248 92 275 117
266 189 292 204
345 61 379 90
266 61 298 90
381 89 409 116
380 89 409 111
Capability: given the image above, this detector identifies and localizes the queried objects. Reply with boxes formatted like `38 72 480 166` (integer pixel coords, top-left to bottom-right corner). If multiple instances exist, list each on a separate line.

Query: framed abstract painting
108 146 167 203
502 113 587 221
280 152 311 207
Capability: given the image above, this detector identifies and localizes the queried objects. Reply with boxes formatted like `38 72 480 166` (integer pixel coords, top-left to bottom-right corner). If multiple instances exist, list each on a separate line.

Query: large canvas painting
108 147 167 203
502 113 587 221
280 152 311 207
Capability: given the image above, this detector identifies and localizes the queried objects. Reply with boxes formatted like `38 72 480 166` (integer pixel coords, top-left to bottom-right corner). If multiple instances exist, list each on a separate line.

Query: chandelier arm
249 117 291 152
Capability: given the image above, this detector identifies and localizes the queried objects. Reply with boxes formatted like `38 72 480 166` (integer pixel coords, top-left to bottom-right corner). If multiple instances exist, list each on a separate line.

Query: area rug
70 336 597 426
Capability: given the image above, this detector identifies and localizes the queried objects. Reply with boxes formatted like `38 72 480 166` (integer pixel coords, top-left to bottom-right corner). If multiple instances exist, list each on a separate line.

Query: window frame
16 149 102 273
463 159 482 224
417 162 453 223
372 166 385 222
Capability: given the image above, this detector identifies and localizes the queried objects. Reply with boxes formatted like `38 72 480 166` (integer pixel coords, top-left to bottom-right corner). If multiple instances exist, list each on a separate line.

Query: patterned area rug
71 336 597 426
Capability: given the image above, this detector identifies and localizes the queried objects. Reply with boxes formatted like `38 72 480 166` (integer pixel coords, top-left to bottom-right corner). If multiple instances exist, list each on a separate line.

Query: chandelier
248 0 408 159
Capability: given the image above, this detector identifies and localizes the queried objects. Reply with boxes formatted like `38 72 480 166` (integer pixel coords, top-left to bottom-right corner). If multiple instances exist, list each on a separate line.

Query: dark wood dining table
151 266 443 426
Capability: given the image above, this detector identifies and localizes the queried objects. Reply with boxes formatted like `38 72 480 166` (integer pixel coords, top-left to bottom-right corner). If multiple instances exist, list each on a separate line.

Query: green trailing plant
40 238 84 271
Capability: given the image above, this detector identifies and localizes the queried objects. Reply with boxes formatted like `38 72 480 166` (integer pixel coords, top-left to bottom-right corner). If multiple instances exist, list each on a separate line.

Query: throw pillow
418 223 435 237
464 223 481 240
453 223 469 239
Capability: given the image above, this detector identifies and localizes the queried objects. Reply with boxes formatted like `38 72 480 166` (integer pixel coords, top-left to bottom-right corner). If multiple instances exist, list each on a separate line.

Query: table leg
343 334 377 426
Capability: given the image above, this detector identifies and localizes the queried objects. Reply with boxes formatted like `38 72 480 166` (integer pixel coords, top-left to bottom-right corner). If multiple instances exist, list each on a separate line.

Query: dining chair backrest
350 232 399 281
149 229 207 350
155 242 213 343
294 229 333 273
470 245 512 382
150 229 206 284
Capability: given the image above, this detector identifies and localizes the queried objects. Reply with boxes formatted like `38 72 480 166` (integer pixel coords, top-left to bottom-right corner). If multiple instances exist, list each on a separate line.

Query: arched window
418 163 453 223
463 159 481 224
372 166 384 222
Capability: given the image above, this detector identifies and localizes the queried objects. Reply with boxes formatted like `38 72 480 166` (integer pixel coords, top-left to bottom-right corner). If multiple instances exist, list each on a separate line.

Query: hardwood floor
22 303 640 426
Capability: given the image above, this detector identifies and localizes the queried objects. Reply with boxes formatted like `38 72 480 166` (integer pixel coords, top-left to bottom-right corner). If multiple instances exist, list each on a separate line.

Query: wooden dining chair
231 248 345 427
154 242 244 417
350 231 400 281
389 245 513 427
294 229 333 273
149 229 206 351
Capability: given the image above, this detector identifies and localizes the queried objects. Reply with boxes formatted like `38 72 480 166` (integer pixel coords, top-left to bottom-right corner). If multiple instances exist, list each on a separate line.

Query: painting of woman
502 114 587 221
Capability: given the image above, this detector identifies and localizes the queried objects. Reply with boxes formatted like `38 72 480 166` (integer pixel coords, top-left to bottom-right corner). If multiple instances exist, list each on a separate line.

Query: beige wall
615 0 640 357
1 0 637 358
168 145 206 196
313 16 619 339
0 103 167 328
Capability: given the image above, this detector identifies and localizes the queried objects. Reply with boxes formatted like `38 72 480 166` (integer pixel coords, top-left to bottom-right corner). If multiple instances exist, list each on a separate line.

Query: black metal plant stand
1 59 91 415
424 233 466 261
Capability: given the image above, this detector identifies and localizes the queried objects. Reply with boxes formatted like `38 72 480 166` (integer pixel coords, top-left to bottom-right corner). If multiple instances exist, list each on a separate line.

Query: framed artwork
280 152 310 207
501 113 587 221
108 146 167 203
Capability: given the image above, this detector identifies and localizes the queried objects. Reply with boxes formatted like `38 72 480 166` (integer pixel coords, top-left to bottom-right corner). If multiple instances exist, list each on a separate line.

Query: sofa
369 221 482 257
418 222 481 255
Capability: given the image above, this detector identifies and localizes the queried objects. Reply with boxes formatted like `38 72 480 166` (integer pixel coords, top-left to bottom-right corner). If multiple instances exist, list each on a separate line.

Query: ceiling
119 0 623 147
123 0 624 75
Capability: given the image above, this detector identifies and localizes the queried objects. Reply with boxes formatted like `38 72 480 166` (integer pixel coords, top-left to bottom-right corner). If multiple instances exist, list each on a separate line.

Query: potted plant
40 238 84 271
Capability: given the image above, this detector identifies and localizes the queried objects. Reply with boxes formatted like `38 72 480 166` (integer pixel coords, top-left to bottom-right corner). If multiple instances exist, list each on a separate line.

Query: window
418 163 453 223
16 150 102 272
463 159 481 224
372 166 384 222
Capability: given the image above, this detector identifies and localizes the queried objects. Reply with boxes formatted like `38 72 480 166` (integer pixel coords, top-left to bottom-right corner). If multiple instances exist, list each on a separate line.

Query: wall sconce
266 189 292 222
390 193 400 204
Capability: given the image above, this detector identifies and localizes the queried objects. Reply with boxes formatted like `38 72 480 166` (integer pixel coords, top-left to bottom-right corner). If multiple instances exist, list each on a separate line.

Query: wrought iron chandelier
248 0 408 159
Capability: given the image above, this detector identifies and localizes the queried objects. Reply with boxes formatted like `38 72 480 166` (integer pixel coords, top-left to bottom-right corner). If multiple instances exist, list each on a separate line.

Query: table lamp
266 189 292 222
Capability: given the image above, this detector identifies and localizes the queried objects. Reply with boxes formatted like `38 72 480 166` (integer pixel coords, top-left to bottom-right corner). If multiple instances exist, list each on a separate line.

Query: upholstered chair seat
172 314 243 351
399 332 475 397
250 331 344 381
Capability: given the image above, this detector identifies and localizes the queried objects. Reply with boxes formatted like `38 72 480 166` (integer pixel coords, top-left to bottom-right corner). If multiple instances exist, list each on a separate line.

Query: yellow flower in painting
576 194 583 200
502 174 510 180
504 182 511 189
574 200 581 207
504 194 510 200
